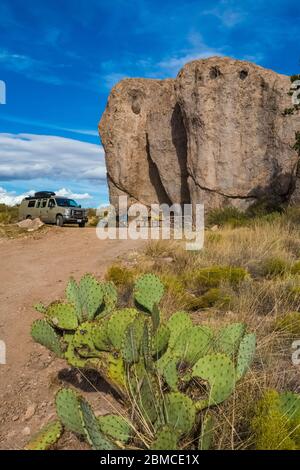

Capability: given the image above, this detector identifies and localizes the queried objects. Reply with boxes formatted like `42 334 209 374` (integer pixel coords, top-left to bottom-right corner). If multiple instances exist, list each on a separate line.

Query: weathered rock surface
99 57 300 211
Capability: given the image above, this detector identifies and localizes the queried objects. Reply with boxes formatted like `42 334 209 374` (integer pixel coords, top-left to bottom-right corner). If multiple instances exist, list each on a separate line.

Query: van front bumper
63 215 88 224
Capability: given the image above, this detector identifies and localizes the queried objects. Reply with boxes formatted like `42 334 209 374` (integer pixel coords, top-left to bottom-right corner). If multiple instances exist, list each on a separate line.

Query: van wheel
56 215 64 227
79 222 85 228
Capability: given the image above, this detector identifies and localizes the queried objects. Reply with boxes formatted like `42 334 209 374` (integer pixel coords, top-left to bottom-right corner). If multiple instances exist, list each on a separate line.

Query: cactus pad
101 281 118 315
134 274 164 313
55 388 85 435
64 337 87 367
98 414 132 443
279 391 300 422
79 398 117 450
107 308 137 350
31 319 63 357
236 332 256 380
198 413 214 450
192 353 236 409
215 323 246 356
46 302 78 330
78 274 104 321
24 420 63 450
34 302 47 314
121 317 144 364
66 277 83 322
167 311 193 349
164 392 196 436
152 324 170 358
172 325 213 364
151 426 178 450
92 320 111 351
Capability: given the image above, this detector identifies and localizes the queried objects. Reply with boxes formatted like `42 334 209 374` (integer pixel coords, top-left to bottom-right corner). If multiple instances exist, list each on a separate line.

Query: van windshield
56 198 79 207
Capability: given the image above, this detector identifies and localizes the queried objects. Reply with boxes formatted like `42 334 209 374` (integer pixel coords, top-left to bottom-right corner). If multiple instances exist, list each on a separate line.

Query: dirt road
0 227 144 449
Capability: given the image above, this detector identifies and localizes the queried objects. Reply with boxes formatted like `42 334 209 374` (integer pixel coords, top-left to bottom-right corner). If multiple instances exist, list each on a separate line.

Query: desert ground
0 227 144 449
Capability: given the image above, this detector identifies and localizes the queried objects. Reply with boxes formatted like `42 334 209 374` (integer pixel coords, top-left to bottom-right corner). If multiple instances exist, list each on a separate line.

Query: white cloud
0 133 106 182
55 188 92 200
0 187 34 206
203 2 246 28
0 187 93 206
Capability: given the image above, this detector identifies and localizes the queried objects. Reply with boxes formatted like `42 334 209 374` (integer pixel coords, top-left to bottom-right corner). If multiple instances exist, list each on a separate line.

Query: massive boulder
99 57 300 211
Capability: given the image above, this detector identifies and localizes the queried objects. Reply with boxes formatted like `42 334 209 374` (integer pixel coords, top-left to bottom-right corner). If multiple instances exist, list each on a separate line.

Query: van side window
42 199 47 208
36 199 41 208
28 200 36 208
48 199 56 208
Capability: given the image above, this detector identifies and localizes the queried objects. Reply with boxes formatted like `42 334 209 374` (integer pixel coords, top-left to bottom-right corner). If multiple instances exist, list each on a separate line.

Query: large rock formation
99 57 300 211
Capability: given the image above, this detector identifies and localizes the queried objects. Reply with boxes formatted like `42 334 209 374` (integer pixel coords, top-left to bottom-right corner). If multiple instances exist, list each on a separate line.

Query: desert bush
251 390 300 450
105 264 135 287
275 312 300 336
206 207 248 228
261 257 290 278
0 203 19 224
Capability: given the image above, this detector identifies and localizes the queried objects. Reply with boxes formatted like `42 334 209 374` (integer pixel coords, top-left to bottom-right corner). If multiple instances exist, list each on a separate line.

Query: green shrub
185 266 249 290
261 257 289 278
291 261 300 275
105 265 135 287
251 390 300 450
195 288 231 309
206 207 248 228
0 204 19 224
275 312 300 335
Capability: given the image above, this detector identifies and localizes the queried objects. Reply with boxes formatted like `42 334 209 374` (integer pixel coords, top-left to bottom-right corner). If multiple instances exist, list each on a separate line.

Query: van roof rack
34 191 56 198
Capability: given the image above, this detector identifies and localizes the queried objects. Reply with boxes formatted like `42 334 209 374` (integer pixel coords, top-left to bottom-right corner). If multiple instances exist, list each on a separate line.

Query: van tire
79 222 85 228
56 215 64 227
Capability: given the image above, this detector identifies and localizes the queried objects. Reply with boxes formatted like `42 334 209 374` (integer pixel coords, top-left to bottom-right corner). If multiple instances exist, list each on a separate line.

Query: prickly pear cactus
152 324 170 358
66 277 83 322
34 302 47 314
98 414 132 444
55 388 85 436
46 302 78 330
236 332 256 380
134 274 164 313
31 319 63 357
79 398 117 450
164 392 196 436
172 325 213 364
215 323 246 356
151 303 160 332
24 420 63 450
78 274 104 321
167 311 193 349
192 353 236 409
92 319 111 351
121 316 144 364
101 281 118 315
198 413 214 450
64 336 87 368
151 426 178 450
66 274 104 322
107 308 137 350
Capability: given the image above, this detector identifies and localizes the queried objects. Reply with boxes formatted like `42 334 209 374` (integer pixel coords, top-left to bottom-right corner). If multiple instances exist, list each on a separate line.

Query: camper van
19 192 88 227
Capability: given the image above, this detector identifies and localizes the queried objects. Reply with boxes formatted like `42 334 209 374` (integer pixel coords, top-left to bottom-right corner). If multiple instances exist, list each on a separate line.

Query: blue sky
0 0 300 207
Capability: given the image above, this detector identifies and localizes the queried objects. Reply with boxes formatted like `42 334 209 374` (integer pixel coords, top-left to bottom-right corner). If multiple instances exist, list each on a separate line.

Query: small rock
12 415 19 421
211 225 219 232
24 404 36 421
22 427 31 436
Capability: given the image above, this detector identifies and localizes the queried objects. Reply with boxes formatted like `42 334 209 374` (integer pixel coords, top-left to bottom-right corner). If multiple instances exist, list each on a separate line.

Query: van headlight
65 209 71 216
